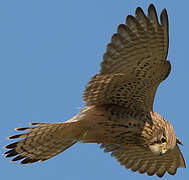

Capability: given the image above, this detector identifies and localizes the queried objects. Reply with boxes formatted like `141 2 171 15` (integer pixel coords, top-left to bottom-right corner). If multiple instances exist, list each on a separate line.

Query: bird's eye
160 136 167 144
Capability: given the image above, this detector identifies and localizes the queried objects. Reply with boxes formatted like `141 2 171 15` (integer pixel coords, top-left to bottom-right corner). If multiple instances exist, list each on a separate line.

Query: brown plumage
4 4 185 177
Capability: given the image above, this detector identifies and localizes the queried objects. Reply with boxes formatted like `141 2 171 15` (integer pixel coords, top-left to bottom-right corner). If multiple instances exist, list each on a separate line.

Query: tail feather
4 122 78 164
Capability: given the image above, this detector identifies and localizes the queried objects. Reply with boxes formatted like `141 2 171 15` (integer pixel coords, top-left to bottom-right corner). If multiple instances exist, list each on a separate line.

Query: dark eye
161 137 167 143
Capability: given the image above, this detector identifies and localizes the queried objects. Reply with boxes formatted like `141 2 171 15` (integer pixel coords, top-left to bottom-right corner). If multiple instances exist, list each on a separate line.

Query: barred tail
4 122 80 164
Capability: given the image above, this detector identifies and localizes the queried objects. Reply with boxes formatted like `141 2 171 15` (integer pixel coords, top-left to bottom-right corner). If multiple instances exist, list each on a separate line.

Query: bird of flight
4 4 185 177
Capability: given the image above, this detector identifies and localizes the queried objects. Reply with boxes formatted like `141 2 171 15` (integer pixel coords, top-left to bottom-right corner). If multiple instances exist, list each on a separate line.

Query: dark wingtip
20 158 39 164
4 142 18 149
135 6 145 16
11 155 25 162
8 134 24 139
29 122 48 125
156 173 165 178
160 8 168 27
148 4 157 17
29 122 39 125
148 3 155 10
15 127 30 131
5 149 18 157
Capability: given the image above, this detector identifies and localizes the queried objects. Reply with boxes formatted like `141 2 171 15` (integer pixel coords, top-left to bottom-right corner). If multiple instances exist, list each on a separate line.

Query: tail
4 106 113 164
4 122 81 164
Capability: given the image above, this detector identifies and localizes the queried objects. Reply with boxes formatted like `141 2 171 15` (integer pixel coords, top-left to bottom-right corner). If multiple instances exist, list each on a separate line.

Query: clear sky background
0 0 188 179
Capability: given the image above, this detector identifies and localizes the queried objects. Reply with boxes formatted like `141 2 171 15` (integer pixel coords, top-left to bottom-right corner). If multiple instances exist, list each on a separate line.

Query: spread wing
83 4 170 111
100 144 186 177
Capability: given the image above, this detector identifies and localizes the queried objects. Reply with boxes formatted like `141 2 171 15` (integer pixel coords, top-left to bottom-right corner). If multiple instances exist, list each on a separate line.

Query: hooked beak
160 147 167 155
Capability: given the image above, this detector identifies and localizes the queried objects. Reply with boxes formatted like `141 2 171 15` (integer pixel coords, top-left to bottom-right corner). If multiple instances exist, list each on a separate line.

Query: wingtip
148 3 156 10
29 122 37 125
135 6 145 15
160 8 168 26
156 172 166 178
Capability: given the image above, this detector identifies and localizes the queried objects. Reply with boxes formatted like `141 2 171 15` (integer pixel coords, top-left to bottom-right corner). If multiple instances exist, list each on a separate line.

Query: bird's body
4 4 185 177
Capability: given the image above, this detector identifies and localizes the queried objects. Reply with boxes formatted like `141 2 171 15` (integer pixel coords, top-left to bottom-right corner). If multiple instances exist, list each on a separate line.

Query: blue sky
0 0 188 179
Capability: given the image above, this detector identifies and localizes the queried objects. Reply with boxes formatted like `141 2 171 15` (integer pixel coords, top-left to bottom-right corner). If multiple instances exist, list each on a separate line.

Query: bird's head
149 120 178 155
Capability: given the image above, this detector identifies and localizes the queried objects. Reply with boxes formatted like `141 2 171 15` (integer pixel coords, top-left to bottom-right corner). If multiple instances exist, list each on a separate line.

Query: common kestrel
4 4 185 177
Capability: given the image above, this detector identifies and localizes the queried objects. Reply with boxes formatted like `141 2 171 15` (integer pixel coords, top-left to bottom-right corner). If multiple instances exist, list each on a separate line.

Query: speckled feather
4 4 185 178
83 4 170 111
5 123 77 164
100 143 185 177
